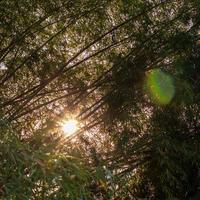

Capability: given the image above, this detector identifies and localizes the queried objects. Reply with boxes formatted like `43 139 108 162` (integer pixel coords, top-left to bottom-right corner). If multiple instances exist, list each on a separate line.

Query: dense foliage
0 0 199 199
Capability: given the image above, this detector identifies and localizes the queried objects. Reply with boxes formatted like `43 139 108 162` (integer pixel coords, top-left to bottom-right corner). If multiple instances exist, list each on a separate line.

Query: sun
61 119 78 135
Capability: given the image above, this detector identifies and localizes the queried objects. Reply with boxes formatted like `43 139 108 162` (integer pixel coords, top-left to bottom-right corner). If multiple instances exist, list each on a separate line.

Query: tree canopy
0 0 200 199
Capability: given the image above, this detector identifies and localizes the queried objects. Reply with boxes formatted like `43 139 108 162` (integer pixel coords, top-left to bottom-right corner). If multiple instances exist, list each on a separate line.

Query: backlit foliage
0 0 199 199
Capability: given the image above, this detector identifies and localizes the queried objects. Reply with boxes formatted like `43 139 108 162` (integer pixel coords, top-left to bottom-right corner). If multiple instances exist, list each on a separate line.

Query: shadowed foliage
0 0 199 199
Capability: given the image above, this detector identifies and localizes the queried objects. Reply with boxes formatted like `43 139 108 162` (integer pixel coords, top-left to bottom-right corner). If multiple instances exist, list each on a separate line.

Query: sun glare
61 119 78 136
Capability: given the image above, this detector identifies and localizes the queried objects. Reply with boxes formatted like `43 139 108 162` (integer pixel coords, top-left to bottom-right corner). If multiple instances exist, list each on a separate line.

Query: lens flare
145 69 175 105
61 119 78 135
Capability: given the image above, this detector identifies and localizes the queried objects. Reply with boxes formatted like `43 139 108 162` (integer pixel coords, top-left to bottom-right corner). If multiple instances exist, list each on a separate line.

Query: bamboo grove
0 0 200 199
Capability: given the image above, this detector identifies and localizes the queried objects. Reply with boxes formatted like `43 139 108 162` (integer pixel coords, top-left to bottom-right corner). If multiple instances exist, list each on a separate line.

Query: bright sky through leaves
61 119 78 136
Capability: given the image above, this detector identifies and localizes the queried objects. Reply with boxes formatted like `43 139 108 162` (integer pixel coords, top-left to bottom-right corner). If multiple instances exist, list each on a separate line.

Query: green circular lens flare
146 69 175 105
